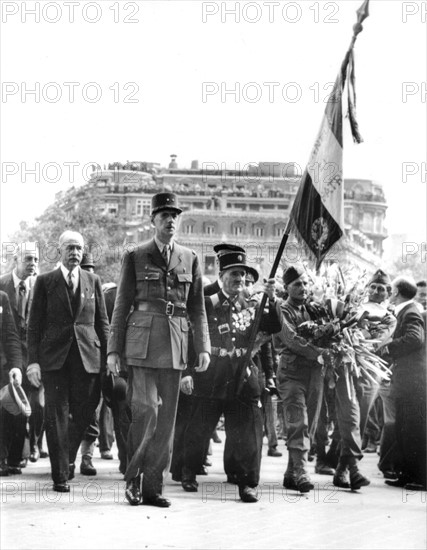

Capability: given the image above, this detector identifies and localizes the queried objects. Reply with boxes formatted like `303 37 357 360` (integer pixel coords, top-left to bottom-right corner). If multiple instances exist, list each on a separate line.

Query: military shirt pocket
136 271 160 301
177 273 193 301
124 314 153 360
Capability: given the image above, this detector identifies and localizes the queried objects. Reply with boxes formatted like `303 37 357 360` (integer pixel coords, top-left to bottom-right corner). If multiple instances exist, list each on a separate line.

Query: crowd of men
0 192 425 507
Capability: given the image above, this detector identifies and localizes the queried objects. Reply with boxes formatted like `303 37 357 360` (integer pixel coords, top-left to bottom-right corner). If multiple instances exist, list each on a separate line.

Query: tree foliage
2 186 144 283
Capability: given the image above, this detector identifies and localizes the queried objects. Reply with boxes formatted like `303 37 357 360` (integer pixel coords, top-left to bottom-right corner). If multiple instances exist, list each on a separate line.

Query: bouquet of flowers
297 263 392 401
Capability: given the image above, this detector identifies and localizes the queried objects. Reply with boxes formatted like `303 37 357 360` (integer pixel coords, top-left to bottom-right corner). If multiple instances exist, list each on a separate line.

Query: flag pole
236 0 370 396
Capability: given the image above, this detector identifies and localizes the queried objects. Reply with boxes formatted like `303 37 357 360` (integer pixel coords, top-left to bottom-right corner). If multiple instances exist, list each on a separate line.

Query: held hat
151 193 182 216
81 253 95 269
101 371 127 408
283 265 305 286
0 382 32 417
368 269 391 287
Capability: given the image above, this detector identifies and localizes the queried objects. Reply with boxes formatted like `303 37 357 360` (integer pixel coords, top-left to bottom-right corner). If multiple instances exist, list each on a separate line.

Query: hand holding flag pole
236 0 370 396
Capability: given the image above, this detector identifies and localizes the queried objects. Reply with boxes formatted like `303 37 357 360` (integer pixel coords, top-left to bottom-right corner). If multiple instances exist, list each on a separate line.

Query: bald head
58 231 84 271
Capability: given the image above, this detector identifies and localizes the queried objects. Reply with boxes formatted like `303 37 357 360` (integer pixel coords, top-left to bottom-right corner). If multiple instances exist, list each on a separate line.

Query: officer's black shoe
350 470 370 491
198 465 208 475
268 448 283 457
80 456 97 476
0 461 9 477
53 482 70 493
142 495 171 508
182 480 198 492
7 465 22 475
239 486 259 503
125 477 141 506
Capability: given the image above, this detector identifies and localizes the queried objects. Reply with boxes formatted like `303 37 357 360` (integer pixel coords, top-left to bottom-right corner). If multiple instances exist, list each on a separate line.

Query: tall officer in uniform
107 192 210 508
180 245 280 503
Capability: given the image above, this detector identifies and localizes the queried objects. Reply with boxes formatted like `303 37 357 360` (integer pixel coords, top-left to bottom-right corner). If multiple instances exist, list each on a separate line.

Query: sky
1 0 426 258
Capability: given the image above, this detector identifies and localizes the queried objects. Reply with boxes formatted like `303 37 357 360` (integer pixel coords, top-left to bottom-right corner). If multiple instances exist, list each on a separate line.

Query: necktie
18 280 27 327
162 245 170 266
67 271 75 294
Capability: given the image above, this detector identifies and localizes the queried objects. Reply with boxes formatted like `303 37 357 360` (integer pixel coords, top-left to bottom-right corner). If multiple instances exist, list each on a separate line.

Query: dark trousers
125 366 181 497
43 342 100 484
183 396 263 488
395 393 426 485
24 383 45 453
0 408 27 466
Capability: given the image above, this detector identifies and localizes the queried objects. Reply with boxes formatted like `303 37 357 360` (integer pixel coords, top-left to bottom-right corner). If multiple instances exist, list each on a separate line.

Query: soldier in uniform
107 192 210 508
180 245 280 503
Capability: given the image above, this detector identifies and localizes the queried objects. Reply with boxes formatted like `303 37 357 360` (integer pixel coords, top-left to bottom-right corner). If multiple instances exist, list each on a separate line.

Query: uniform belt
211 347 248 358
135 300 187 317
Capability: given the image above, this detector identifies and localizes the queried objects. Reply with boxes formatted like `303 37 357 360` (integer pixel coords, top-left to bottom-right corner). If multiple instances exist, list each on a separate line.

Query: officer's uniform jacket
192 290 280 400
108 239 210 369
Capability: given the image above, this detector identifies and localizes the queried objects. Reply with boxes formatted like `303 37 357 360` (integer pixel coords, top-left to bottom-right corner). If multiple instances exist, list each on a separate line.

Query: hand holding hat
9 368 22 386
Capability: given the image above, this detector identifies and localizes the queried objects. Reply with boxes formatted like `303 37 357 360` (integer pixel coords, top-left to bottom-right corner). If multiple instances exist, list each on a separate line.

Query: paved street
1 437 425 550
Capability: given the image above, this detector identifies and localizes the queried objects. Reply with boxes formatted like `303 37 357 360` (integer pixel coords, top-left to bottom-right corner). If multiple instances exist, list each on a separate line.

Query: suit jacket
0 290 22 384
108 239 210 370
388 302 425 396
27 267 109 373
0 272 35 365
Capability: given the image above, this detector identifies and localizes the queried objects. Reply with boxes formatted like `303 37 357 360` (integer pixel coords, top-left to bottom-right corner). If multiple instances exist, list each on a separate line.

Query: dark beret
283 265 305 286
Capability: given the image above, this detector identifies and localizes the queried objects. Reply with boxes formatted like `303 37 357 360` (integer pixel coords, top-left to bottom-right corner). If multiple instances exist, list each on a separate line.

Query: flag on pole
286 0 370 270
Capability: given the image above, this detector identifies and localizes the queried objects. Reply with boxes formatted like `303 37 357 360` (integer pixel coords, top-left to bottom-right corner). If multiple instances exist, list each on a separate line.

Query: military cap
151 192 182 216
283 265 305 285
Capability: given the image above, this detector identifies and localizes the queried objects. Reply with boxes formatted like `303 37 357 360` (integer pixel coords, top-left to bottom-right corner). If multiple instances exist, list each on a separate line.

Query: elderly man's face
221 268 246 297
15 251 39 279
59 237 84 271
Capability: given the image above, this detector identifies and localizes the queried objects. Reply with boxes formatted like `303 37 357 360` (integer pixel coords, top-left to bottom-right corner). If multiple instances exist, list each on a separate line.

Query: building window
274 224 286 237
232 224 245 236
185 224 194 235
253 224 265 237
204 223 216 236
136 199 151 217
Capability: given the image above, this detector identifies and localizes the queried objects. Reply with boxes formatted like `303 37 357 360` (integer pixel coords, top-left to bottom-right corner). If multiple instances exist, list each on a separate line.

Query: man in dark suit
0 242 45 467
382 276 426 490
26 231 109 492
107 192 210 507
0 291 24 475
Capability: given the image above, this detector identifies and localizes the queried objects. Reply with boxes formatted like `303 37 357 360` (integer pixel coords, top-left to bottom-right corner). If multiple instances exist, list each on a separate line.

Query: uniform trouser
334 371 363 460
183 396 263 488
277 367 324 453
395 392 426 485
0 408 27 466
43 342 100 484
125 366 181 497
82 398 115 455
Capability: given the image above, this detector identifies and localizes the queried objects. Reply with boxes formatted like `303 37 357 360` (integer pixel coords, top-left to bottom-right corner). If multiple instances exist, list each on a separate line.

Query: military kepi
151 192 182 216
216 243 248 273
